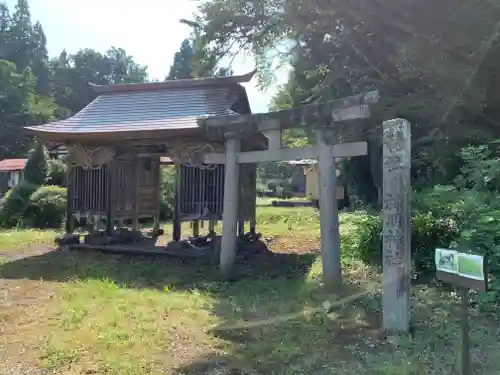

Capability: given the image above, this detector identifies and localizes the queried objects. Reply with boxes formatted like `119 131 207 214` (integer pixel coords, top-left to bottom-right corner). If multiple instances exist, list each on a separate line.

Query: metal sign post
434 248 488 375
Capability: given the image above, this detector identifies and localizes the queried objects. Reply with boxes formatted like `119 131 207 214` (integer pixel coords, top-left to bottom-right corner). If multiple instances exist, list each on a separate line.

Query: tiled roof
25 71 255 137
0 158 27 171
89 70 256 94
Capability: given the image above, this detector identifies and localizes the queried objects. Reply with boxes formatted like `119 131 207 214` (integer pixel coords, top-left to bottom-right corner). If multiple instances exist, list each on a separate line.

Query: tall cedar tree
23 141 49 186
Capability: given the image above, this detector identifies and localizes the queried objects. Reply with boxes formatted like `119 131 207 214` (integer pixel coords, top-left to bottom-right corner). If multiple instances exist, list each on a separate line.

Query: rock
84 231 111 245
264 236 275 244
165 240 187 252
54 233 80 246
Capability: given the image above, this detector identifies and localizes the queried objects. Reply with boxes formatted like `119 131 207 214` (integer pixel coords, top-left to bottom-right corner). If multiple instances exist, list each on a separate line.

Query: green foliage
167 38 232 80
0 140 51 228
27 185 66 229
0 181 38 227
23 141 49 185
47 158 67 186
50 47 148 114
167 39 195 80
0 60 57 158
354 213 458 273
186 0 500 205
159 166 176 220
1 0 149 133
409 144 500 308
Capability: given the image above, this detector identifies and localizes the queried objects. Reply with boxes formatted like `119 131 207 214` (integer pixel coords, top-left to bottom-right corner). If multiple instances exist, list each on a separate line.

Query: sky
5 0 288 113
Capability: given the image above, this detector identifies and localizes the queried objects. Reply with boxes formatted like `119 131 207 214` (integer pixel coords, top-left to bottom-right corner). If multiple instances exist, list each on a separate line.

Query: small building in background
0 158 27 196
287 158 349 209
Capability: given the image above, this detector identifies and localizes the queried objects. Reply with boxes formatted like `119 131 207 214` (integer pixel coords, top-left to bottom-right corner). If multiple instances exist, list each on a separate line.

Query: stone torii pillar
316 127 342 283
220 132 240 276
198 91 380 284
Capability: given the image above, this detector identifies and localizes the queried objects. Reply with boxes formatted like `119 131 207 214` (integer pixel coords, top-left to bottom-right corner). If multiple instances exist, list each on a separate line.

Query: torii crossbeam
197 91 379 285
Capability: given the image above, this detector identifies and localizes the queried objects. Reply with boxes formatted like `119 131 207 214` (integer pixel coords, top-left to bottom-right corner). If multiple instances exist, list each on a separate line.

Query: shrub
0 181 38 227
47 159 67 186
159 166 176 220
267 181 277 192
441 188 500 309
410 145 500 309
159 199 173 221
24 141 49 185
355 212 458 273
28 185 67 229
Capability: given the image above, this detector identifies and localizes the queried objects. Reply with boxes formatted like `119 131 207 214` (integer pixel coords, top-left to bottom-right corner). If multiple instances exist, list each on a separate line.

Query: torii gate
198 91 412 333
198 91 378 281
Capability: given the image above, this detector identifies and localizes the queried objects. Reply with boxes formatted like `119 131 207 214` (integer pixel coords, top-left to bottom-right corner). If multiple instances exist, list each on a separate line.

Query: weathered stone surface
55 233 80 246
84 231 111 246
382 118 411 333
197 91 379 137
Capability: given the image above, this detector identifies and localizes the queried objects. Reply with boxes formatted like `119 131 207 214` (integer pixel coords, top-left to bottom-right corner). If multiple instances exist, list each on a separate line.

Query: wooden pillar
237 220 244 236
220 132 240 276
249 163 257 236
65 164 75 234
208 219 216 237
382 118 411 333
153 158 161 234
132 159 140 231
105 162 114 235
249 220 256 235
316 128 342 286
193 221 200 237
173 165 181 241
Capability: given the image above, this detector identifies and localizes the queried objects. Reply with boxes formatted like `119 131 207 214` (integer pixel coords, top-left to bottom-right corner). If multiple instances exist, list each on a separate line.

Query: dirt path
0 246 58 375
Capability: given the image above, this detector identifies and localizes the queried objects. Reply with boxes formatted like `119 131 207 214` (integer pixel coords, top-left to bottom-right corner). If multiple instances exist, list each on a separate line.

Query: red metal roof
0 158 28 171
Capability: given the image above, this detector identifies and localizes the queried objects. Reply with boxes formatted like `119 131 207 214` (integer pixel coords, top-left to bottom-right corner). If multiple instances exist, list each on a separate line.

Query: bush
159 166 176 220
0 181 38 227
47 159 67 186
159 199 173 221
410 145 500 309
267 181 277 192
28 185 67 229
355 212 458 273
24 141 49 186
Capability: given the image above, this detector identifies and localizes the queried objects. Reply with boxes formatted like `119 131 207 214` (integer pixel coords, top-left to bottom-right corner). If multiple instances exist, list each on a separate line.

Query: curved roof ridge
89 70 257 94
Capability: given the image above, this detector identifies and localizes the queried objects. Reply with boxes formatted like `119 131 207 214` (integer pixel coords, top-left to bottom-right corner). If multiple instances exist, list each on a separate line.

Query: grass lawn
0 229 57 253
1 204 499 375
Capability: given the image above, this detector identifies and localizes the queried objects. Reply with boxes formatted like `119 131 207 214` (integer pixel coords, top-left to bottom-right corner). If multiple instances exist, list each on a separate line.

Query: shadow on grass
5 245 497 375
175 287 386 375
0 242 390 374
174 285 500 375
0 241 317 292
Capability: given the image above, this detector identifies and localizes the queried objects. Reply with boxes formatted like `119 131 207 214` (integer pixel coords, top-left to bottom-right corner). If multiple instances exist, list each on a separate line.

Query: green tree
23 140 49 186
106 47 148 84
50 47 148 113
167 37 233 80
0 3 11 58
167 39 195 80
184 0 500 203
31 21 50 94
1 0 51 95
6 0 32 72
0 60 57 158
